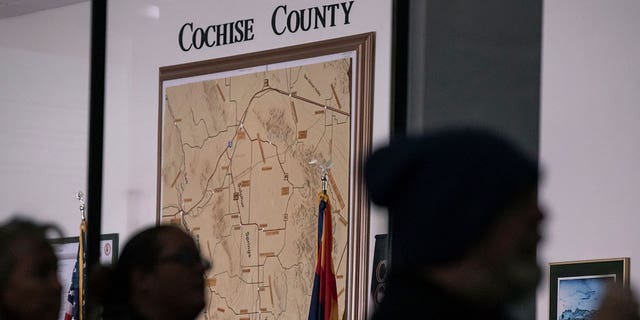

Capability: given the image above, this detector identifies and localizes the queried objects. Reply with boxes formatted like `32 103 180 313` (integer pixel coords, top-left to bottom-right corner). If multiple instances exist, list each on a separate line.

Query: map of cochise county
161 57 352 320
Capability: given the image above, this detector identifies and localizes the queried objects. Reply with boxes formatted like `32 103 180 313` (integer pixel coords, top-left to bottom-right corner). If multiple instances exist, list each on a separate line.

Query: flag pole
307 160 339 320
77 192 87 320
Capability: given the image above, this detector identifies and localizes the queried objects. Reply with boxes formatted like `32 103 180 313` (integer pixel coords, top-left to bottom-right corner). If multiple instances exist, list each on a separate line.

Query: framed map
549 258 630 320
157 33 374 320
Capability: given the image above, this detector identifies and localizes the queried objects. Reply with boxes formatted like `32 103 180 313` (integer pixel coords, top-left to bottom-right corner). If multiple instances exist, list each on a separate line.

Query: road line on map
295 94 348 116
290 101 298 123
216 83 226 102
161 210 178 217
257 133 266 163
331 84 342 109
274 88 349 117
269 276 274 306
327 169 345 209
170 171 182 188
337 242 348 272
329 138 332 157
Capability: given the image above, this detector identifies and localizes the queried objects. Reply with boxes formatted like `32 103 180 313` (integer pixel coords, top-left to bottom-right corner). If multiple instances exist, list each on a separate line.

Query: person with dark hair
365 128 638 320
102 224 210 320
0 217 62 320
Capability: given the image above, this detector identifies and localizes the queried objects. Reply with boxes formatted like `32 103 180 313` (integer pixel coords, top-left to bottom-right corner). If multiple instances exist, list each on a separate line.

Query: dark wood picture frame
157 33 375 319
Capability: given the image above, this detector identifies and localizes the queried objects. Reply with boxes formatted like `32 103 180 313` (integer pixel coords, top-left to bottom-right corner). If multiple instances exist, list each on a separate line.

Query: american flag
63 259 80 320
64 220 85 320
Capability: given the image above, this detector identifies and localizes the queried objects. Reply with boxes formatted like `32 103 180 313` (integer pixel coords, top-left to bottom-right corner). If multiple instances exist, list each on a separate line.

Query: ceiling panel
0 0 86 19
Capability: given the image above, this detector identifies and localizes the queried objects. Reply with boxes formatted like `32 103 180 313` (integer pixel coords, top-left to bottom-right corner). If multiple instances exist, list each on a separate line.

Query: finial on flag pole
309 160 332 194
76 191 86 221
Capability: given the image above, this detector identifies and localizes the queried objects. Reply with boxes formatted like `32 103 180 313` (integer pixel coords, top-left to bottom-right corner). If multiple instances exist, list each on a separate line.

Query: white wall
538 0 640 319
0 5 90 235
0 0 391 316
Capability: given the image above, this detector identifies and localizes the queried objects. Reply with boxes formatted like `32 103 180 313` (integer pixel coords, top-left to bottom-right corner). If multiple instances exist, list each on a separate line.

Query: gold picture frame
157 33 374 319
549 257 630 320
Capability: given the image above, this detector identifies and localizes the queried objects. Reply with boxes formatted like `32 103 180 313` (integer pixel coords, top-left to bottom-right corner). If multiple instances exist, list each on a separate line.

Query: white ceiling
0 0 86 19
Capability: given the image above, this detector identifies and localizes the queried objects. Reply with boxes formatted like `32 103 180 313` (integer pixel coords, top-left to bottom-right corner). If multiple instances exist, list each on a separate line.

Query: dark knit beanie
365 128 538 269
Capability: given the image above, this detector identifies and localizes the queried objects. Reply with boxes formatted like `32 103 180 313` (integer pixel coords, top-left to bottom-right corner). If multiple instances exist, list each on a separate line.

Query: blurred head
365 127 543 302
106 225 209 320
0 218 62 320
450 187 544 302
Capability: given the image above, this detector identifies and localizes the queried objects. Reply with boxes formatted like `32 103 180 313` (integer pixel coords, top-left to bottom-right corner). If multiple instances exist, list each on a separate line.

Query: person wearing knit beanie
366 127 543 319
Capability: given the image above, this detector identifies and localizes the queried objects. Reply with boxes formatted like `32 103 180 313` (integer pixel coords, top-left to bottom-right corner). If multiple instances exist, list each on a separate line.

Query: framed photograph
50 233 119 265
157 33 374 319
549 257 630 320
50 233 118 320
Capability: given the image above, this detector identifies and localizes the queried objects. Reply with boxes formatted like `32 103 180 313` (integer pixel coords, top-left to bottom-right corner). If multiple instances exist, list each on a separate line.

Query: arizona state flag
308 192 339 320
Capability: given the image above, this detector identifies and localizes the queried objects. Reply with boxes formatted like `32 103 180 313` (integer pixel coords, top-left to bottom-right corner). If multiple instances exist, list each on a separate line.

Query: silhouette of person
365 128 639 320
102 225 210 320
0 217 62 320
